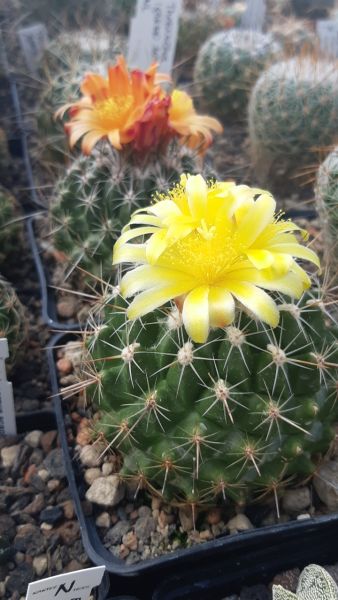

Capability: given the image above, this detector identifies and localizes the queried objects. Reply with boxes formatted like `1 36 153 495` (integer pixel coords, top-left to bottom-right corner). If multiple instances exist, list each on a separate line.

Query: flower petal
226 281 279 327
246 249 274 270
182 285 210 343
237 193 276 246
127 282 191 320
208 287 235 328
185 174 208 220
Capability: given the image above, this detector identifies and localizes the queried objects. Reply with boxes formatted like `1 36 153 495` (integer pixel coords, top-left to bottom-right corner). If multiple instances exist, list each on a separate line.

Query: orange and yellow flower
57 56 222 156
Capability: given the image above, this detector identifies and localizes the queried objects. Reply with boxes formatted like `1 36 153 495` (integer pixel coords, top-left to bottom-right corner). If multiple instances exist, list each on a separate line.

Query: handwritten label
25 566 105 600
317 20 338 58
127 0 182 74
17 23 48 72
0 339 16 436
240 0 266 31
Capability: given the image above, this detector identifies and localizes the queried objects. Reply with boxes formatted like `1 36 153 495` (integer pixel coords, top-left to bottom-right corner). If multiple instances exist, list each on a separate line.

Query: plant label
127 0 182 74
241 0 266 31
25 566 105 600
17 23 48 72
0 339 16 436
317 20 338 58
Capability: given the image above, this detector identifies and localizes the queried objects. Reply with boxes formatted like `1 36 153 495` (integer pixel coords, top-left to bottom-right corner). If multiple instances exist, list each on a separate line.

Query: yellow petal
208 287 235 328
114 226 157 251
246 249 274 270
113 243 146 265
185 174 208 220
146 230 168 264
267 243 320 268
182 286 210 343
226 281 279 327
121 266 195 297
127 282 191 320
237 193 276 246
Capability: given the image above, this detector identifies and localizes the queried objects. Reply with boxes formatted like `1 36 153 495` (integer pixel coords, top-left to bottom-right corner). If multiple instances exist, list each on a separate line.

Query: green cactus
193 29 280 121
273 564 338 599
270 18 317 55
0 128 9 170
315 148 338 279
49 147 207 278
81 288 338 508
0 276 26 371
249 58 338 187
0 186 22 266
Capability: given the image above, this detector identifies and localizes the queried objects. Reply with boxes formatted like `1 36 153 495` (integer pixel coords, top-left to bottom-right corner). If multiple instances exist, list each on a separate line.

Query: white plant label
317 20 338 58
25 566 105 600
241 0 266 31
128 0 182 74
18 23 48 72
0 339 16 436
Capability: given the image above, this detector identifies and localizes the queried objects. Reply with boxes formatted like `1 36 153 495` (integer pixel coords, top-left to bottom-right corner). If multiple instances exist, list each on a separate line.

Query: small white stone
101 462 114 476
226 514 253 534
0 581 6 597
79 445 103 468
85 467 102 485
24 430 43 448
86 475 125 507
33 555 48 577
297 513 311 520
1 445 20 468
40 522 53 531
37 468 49 481
282 487 311 513
95 512 111 528
47 479 60 492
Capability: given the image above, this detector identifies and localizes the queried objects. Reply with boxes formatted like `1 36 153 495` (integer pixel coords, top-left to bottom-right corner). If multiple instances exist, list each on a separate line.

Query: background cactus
248 58 338 187
273 564 338 599
49 147 207 278
0 276 26 371
315 148 338 279
0 186 22 266
193 29 280 121
81 290 338 509
291 0 334 18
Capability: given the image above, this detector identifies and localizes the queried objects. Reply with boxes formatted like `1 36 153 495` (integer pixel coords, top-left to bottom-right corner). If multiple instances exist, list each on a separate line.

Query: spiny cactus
270 18 317 55
273 564 338 599
291 0 334 18
0 186 21 266
0 128 9 170
194 29 280 121
0 276 26 371
249 58 338 187
315 147 338 279
49 147 206 278
82 288 338 508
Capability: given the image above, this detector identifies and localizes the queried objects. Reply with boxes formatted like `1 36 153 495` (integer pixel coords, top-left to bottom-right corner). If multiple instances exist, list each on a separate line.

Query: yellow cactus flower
113 174 319 343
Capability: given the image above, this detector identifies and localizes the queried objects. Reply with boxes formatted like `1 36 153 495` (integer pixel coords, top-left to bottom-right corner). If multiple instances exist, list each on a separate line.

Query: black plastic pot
48 331 338 600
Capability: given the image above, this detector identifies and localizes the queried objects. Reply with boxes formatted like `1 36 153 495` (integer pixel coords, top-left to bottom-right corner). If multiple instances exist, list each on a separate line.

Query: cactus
82 286 338 508
0 186 21 266
0 128 9 170
273 564 338 599
194 29 280 121
49 147 207 278
291 0 334 18
270 18 317 55
249 58 338 187
315 147 338 279
0 276 26 371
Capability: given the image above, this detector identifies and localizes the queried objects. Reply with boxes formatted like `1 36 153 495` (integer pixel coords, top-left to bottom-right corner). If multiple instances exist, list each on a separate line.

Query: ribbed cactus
49 147 203 277
0 186 21 266
270 18 316 55
273 564 338 599
83 291 338 507
0 276 26 371
194 29 280 121
249 58 338 186
315 148 338 278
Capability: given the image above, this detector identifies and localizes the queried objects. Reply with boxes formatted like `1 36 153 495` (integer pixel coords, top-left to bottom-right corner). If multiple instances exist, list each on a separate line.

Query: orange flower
56 56 168 154
168 89 223 153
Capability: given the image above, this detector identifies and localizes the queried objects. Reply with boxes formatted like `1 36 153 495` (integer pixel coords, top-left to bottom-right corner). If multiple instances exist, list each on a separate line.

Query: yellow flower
113 174 319 343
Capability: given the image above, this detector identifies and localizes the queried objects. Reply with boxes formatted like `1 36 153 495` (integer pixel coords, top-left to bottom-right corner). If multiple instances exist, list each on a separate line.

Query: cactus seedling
273 564 338 599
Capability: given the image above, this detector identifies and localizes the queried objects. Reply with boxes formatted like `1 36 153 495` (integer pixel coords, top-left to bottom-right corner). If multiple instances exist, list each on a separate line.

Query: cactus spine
273 564 338 599
315 147 338 280
0 186 22 266
0 276 26 371
248 58 338 186
194 29 280 121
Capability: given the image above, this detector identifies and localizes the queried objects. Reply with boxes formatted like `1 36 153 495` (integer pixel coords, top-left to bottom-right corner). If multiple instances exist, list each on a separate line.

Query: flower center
94 94 134 128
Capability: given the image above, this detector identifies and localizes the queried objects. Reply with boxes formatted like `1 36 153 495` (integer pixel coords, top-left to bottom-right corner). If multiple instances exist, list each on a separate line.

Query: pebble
226 514 254 534
95 512 111 528
40 506 64 525
1 445 21 468
138 506 152 518
24 431 42 449
33 555 48 577
43 449 66 479
40 431 57 454
207 507 222 525
314 459 338 511
6 564 34 595
79 445 104 468
0 515 16 539
179 507 194 532
40 522 53 531
134 516 156 541
122 531 138 551
106 521 130 544
47 479 61 492
56 358 73 375
85 476 125 507
272 568 300 592
159 510 175 528
282 487 311 513
57 521 80 545
57 297 77 319
37 468 49 482
23 493 45 515
61 500 75 520
101 462 114 476
84 467 102 485
14 524 46 555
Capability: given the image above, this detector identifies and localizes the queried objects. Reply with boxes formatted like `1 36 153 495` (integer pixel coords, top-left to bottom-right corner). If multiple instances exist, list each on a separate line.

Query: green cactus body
49 147 205 278
194 29 280 121
0 186 21 266
0 276 26 371
248 58 338 186
273 564 338 599
315 148 338 279
83 291 338 508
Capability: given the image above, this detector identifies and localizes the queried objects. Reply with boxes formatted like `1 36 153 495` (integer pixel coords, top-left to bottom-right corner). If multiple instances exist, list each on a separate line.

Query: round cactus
249 58 338 186
194 29 280 121
82 290 338 508
0 186 22 266
49 147 207 278
0 276 27 371
315 147 338 278
270 18 317 55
